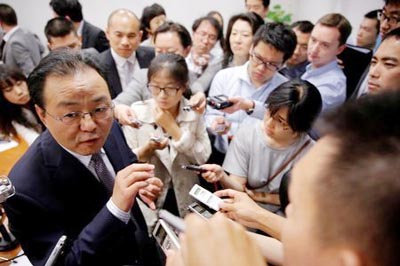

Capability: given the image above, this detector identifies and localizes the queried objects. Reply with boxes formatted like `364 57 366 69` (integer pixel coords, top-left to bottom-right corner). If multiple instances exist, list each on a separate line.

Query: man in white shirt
205 23 296 154
98 9 155 99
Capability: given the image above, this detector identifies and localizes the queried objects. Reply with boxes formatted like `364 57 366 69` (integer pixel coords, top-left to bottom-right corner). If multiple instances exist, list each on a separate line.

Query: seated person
0 65 43 144
201 79 322 213
122 53 211 226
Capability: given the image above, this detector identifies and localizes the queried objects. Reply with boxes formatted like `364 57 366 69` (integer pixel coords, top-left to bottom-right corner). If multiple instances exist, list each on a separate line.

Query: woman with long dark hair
0 65 42 144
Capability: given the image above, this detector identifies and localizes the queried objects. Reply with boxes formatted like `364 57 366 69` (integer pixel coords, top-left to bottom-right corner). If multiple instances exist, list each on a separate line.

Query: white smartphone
189 184 223 211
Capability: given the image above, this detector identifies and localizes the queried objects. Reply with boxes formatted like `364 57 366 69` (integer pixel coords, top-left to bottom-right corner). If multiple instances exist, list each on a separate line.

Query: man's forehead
376 37 400 58
384 4 400 15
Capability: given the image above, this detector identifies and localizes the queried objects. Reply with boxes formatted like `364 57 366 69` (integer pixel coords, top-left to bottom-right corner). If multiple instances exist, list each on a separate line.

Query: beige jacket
123 98 211 225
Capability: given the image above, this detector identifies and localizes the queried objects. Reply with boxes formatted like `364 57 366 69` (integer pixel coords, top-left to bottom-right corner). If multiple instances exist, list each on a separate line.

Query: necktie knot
90 153 114 194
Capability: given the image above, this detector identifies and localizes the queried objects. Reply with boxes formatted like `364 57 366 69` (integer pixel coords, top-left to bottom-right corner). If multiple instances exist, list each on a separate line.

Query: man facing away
0 3 44 76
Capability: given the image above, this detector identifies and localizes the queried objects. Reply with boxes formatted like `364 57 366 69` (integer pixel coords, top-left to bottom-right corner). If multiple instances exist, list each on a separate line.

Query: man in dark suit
49 0 109 53
4 50 163 266
99 9 155 99
0 3 44 76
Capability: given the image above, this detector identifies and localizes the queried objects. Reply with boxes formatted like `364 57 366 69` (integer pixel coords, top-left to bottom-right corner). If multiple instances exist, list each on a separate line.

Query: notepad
0 139 19 152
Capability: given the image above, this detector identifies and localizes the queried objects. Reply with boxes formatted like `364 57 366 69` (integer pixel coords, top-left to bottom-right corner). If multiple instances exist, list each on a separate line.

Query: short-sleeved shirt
223 118 313 212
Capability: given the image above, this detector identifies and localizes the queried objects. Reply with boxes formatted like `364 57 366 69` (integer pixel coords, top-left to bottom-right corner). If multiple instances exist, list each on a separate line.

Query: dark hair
28 49 107 108
317 13 352 46
147 53 189 90
290 20 314 34
140 3 166 42
223 12 264 67
154 21 192 48
49 0 83 22
207 10 224 28
384 0 400 5
0 65 40 137
315 91 400 266
266 79 322 133
364 10 380 35
0 4 17 26
44 17 76 41
245 0 270 8
192 16 223 41
365 9 380 34
253 23 297 62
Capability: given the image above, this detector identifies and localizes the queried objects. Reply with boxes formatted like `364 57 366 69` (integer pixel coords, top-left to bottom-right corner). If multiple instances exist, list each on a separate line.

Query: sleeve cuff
106 198 131 224
249 101 265 120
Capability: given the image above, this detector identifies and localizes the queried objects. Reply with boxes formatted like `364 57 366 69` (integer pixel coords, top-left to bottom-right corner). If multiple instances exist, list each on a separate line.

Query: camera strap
246 139 311 190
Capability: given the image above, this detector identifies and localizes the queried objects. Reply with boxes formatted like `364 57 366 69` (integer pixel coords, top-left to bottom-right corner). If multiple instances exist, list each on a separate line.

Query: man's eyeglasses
378 10 400 26
44 104 114 125
250 52 281 71
148 84 181 96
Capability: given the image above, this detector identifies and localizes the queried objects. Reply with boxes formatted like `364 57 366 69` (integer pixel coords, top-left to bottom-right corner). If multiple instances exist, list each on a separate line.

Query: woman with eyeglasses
0 65 43 145
200 79 322 213
122 53 211 225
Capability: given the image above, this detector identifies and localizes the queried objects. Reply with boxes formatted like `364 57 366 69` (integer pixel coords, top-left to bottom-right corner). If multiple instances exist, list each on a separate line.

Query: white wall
1 0 382 48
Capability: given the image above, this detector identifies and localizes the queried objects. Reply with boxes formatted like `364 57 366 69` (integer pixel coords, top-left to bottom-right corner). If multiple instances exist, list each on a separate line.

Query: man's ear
105 27 110 41
336 44 346 55
35 104 47 126
183 45 192 57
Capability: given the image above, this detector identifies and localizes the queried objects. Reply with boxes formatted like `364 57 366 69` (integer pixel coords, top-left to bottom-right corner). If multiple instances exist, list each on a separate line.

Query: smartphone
189 184 223 211
187 202 214 219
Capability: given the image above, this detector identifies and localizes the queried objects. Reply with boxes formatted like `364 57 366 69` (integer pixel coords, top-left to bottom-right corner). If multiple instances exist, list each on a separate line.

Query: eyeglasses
378 10 400 26
195 31 218 42
148 84 181 96
250 52 281 71
44 104 114 125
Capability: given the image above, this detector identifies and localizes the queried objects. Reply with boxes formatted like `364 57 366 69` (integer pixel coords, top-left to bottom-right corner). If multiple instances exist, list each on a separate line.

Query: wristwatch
245 100 255 115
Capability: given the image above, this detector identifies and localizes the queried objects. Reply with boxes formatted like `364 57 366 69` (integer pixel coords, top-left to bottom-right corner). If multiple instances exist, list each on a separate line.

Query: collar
305 59 338 76
61 145 106 168
76 20 84 36
3 26 19 42
111 48 137 67
238 61 277 89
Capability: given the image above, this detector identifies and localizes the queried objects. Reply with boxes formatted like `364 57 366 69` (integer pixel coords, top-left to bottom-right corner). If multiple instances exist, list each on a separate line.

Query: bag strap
247 139 311 190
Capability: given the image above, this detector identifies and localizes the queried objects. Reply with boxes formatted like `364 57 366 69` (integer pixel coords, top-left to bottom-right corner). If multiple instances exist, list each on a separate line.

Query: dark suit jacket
337 44 372 99
4 122 162 266
99 46 155 99
81 20 109 53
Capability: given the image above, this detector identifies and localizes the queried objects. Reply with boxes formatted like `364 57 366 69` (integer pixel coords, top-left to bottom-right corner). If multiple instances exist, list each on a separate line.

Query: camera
0 176 15 203
207 95 233 110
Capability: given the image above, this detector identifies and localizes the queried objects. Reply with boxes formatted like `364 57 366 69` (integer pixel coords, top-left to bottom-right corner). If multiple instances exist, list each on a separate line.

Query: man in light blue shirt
205 23 296 152
301 13 351 112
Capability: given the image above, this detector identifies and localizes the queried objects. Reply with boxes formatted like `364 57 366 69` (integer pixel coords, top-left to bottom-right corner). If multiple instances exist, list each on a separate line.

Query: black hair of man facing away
4 50 163 266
